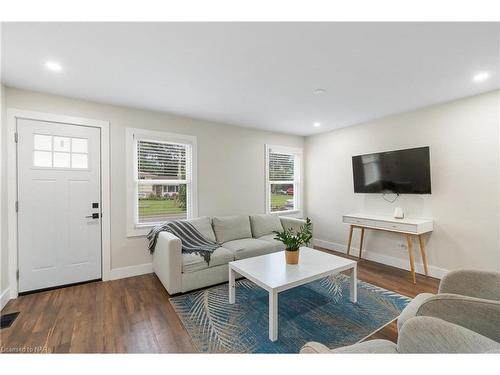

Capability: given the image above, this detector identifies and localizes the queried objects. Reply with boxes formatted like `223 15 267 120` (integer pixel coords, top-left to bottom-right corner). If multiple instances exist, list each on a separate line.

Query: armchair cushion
438 270 500 301
398 317 500 353
416 293 500 342
331 340 398 354
300 339 398 354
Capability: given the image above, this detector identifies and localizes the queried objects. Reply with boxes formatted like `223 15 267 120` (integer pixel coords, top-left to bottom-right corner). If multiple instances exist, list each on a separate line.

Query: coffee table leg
229 267 236 304
269 290 278 341
350 265 357 303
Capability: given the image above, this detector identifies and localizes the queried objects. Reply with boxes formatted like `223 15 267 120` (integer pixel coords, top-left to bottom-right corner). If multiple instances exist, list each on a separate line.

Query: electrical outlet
399 242 407 249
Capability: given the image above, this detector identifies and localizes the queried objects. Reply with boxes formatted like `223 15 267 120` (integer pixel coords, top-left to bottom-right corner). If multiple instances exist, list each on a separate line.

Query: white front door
17 119 102 293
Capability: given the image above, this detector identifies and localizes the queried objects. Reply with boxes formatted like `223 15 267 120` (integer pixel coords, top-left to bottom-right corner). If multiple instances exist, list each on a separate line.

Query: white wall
1 84 8 305
3 86 499 289
4 87 304 271
306 90 500 276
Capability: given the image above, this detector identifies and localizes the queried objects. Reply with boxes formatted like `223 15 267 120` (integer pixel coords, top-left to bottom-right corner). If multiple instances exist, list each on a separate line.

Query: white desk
343 213 433 284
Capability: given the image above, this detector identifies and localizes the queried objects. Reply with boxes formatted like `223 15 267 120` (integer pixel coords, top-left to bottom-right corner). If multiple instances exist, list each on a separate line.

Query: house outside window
265 145 303 214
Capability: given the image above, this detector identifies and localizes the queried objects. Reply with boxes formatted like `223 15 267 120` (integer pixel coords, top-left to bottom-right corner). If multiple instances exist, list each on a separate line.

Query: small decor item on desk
274 218 313 265
393 207 404 219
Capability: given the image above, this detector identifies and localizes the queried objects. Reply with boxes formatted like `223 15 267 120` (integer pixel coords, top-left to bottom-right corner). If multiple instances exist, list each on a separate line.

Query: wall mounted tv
352 147 431 194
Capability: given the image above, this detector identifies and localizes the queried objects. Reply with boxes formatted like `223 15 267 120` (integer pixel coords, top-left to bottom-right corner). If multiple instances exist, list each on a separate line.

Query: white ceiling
2 22 499 136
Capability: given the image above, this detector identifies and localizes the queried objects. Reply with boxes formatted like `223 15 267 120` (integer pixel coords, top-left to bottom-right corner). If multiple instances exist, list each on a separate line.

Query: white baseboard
1 287 10 311
1 264 152 305
107 263 153 281
313 238 449 279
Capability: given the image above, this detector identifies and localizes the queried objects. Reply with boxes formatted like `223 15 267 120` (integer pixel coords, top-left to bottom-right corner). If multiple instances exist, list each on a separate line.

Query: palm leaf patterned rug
169 274 411 353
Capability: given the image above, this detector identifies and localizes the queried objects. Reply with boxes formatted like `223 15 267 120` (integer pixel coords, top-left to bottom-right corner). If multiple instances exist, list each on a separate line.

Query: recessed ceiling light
313 88 326 95
313 122 321 128
473 72 489 82
45 61 62 72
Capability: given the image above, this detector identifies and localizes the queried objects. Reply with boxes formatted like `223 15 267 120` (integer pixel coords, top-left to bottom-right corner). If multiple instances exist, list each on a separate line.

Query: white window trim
265 144 303 216
126 128 198 237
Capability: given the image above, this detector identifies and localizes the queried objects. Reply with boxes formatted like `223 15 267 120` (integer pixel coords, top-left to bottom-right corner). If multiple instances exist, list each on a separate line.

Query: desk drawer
343 216 375 227
375 220 417 233
343 216 418 233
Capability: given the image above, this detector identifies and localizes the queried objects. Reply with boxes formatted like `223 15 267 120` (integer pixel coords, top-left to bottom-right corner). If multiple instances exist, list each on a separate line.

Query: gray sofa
153 214 307 294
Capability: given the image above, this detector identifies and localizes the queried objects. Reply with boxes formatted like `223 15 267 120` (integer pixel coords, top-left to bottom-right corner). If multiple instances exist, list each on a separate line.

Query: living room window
265 145 302 214
126 128 197 236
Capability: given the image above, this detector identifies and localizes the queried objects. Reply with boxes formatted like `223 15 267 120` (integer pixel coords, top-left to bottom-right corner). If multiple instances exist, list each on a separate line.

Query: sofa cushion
186 216 216 242
257 234 286 252
182 247 234 273
222 238 277 260
212 215 252 244
250 214 284 238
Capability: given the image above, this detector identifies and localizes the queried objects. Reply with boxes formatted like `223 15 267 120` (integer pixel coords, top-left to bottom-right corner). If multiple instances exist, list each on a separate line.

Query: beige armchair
300 316 500 354
397 270 500 342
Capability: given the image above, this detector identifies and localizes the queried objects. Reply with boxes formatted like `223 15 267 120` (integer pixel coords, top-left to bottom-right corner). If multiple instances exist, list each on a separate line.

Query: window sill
270 210 302 217
127 225 154 238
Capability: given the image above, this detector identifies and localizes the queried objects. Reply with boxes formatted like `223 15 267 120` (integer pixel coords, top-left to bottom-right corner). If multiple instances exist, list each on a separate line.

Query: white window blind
135 139 192 225
266 146 302 213
137 140 187 180
269 152 295 182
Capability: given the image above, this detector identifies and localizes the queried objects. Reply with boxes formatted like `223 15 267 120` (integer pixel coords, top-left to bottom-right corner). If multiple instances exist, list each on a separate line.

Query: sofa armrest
152 231 183 295
416 293 500 342
397 292 434 331
439 270 500 301
279 216 306 232
397 316 500 353
279 217 312 246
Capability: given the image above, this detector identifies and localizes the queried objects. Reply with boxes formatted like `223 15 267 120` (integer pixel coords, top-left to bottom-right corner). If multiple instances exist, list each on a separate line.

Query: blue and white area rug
170 274 411 353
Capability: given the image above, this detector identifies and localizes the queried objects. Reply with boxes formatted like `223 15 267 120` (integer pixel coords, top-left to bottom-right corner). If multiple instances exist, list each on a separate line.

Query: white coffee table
228 247 357 341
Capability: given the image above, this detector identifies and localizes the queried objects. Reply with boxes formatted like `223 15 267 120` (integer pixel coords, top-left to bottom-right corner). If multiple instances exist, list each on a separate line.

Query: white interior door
17 119 102 293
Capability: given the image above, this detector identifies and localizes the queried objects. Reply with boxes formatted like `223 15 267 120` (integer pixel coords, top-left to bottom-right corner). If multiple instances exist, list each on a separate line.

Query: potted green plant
274 218 313 264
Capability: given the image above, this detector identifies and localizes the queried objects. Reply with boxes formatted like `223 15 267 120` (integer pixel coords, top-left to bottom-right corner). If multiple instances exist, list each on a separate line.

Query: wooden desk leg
406 234 416 284
418 235 429 276
346 225 354 256
359 228 365 259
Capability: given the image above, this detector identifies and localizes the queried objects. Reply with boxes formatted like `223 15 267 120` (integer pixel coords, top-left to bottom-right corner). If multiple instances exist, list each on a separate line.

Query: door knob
85 213 100 219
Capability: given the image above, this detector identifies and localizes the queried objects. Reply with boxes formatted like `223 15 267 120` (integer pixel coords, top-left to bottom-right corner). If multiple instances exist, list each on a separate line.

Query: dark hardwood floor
0 248 439 353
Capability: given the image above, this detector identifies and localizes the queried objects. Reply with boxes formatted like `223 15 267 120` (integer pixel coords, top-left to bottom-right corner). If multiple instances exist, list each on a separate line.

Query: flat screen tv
352 147 431 194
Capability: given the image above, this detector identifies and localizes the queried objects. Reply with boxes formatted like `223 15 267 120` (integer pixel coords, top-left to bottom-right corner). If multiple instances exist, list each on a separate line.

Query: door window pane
53 152 71 168
32 134 90 170
71 154 88 169
53 137 71 152
34 134 52 151
71 138 88 153
33 151 52 167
